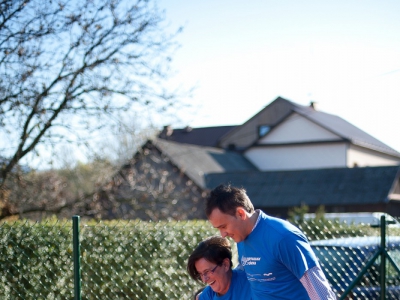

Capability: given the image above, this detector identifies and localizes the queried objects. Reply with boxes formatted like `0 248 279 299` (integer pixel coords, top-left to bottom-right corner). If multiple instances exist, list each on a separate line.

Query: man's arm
300 265 337 300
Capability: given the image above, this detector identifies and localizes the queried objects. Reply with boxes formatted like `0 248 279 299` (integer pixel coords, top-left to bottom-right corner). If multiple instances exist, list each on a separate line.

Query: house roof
158 125 237 147
205 166 400 208
288 102 400 157
218 97 294 149
152 138 257 188
218 96 400 157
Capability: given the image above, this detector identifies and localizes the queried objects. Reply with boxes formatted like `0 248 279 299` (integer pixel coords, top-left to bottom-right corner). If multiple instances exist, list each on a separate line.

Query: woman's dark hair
187 236 232 282
205 184 254 217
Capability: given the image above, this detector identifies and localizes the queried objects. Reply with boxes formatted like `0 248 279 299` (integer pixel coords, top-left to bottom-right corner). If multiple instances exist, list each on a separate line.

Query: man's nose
220 230 228 238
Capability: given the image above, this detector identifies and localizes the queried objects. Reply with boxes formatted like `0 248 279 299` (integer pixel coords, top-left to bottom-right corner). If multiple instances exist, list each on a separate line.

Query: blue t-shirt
199 269 252 300
237 210 318 300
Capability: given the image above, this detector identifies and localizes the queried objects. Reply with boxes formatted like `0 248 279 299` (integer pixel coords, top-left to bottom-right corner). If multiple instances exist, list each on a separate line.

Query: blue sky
158 0 400 152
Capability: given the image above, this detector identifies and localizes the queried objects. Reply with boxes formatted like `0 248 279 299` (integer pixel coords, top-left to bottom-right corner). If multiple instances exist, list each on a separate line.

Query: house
218 97 400 170
93 97 400 220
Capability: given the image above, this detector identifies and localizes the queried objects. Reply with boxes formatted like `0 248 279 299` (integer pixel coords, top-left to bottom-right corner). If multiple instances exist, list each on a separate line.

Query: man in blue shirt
205 184 336 300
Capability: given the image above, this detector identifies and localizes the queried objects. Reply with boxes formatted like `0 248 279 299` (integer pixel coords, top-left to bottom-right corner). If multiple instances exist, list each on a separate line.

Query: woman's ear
222 258 231 270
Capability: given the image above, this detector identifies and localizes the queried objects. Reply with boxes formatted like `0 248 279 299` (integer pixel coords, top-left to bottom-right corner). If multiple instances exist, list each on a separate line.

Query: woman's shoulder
232 267 247 278
232 268 252 297
232 269 249 287
198 286 213 300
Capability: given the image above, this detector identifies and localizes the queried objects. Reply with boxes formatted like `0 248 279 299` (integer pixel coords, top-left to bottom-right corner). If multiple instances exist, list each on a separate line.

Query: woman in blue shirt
187 236 252 300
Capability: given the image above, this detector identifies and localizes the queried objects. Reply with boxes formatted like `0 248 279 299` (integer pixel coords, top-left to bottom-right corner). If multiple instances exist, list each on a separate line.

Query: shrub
1 218 219 300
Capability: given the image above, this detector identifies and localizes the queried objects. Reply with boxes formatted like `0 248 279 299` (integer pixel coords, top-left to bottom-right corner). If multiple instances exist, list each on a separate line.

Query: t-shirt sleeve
277 233 318 279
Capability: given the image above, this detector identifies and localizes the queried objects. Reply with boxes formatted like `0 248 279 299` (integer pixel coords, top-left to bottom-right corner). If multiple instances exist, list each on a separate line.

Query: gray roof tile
158 126 236 147
205 166 400 207
153 138 257 188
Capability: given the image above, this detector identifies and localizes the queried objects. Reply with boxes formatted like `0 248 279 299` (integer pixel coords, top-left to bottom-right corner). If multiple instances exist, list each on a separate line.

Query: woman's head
187 236 233 280
187 236 233 295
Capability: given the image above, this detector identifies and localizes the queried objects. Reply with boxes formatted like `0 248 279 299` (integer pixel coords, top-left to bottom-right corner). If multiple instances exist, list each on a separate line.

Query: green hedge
1 219 73 299
1 219 219 300
3 217 396 299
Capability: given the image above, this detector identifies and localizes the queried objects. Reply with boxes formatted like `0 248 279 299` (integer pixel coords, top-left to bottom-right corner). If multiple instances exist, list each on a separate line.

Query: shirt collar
251 209 262 232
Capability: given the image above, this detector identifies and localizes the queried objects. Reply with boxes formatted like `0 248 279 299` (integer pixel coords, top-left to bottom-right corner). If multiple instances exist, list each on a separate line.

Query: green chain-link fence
2 215 400 299
1 217 216 300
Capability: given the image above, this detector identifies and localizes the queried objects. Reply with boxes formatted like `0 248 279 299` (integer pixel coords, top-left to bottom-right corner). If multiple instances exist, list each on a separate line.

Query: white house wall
347 145 400 167
260 113 340 144
245 143 348 171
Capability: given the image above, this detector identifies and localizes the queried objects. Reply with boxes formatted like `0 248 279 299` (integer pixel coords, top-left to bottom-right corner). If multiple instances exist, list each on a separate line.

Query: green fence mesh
1 219 74 299
1 216 400 299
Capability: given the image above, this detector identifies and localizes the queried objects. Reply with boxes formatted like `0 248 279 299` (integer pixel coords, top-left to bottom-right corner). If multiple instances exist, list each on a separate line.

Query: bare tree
0 0 181 185
0 158 115 220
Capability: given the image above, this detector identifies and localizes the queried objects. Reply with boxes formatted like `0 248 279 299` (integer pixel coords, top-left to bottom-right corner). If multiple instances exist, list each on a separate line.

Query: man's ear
236 207 247 220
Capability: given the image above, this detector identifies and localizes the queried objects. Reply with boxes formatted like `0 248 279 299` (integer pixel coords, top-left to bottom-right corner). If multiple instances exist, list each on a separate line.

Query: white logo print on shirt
242 256 276 282
241 256 261 266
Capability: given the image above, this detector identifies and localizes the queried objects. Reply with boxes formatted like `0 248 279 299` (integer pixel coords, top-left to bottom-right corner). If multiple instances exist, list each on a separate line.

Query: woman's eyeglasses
197 264 219 280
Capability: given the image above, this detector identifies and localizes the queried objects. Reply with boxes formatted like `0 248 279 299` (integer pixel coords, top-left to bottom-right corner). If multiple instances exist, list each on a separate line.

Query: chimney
310 101 317 110
159 125 173 139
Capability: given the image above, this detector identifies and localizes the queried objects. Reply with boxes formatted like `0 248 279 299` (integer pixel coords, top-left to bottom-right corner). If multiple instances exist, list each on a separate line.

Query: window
258 125 270 137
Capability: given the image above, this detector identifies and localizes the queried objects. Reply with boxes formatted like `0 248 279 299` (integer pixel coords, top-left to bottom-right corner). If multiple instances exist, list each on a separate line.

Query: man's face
208 208 247 243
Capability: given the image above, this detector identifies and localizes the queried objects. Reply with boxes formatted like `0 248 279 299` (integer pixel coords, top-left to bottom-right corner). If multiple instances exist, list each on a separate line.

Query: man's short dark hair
187 236 233 282
205 184 254 217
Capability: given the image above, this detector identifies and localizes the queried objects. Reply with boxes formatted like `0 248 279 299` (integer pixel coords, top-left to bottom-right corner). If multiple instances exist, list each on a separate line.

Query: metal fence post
73 215 82 300
380 215 386 300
